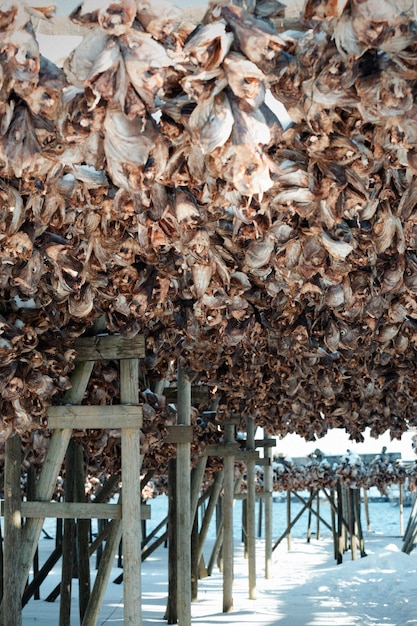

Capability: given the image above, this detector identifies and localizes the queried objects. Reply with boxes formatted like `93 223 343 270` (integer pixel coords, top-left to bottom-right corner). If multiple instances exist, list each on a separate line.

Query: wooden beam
263 428 273 580
74 334 145 361
254 439 277 448
3 435 22 626
47 404 142 430
17 502 150 520
176 367 192 626
223 424 235 613
120 358 143 626
163 385 210 405
19 360 94 599
82 500 123 626
246 418 257 600
164 425 194 444
202 443 240 456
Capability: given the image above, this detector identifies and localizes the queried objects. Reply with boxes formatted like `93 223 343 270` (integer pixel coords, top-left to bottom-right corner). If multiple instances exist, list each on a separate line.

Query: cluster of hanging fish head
268 449 409 494
2 0 417 461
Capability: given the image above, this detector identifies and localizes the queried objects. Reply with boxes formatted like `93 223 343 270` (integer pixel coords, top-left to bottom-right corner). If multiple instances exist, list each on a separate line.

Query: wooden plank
163 385 209 405
254 439 277 448
82 503 123 626
19 360 95 599
263 428 273 580
202 443 240 457
223 424 235 613
17 502 150 520
120 358 143 626
74 334 145 361
236 450 260 462
254 458 271 467
246 418 257 600
176 367 192 626
47 404 142 430
3 435 22 626
164 425 194 444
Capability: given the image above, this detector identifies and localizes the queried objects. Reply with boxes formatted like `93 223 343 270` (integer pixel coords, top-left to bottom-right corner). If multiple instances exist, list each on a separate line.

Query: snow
20 498 417 625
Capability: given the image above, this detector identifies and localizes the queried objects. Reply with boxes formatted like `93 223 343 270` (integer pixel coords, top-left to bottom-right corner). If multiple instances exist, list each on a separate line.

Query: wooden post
165 459 177 623
176 367 192 626
263 429 273 580
26 468 39 601
59 439 76 626
120 358 143 626
316 491 320 540
82 513 123 626
399 483 404 537
190 458 207 602
242 498 247 554
286 491 291 551
198 471 224 565
337 481 344 564
257 498 263 538
348 488 358 561
3 435 22 626
330 489 337 561
246 418 256 600
363 487 371 531
74 443 91 622
307 488 313 543
18 360 94 599
223 424 235 613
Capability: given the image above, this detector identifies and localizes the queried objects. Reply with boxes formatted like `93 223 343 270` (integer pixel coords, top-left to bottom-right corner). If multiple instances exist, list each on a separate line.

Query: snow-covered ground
20 497 417 625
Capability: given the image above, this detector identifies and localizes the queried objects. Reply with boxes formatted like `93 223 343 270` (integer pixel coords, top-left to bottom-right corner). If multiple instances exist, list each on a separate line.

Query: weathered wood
19 360 94 597
223 424 235 613
176 367 192 626
165 458 177 623
190 458 208 602
273 491 317 552
337 482 344 564
240 438 277 448
163 384 209 405
23 546 62 606
363 488 371 531
246 418 257 600
46 520 114 603
399 483 404 537
120 358 143 626
3 435 22 626
26 468 40 600
47 404 142 430
202 443 240 456
16 501 150 520
263 428 273 580
142 515 168 551
74 444 90 623
82 500 123 626
164 424 194 444
59 440 76 626
74 334 145 361
198 471 224 564
287 490 291 551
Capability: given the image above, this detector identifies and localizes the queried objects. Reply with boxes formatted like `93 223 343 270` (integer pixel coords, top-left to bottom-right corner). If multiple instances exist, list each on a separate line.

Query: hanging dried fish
188 91 234 153
221 5 286 67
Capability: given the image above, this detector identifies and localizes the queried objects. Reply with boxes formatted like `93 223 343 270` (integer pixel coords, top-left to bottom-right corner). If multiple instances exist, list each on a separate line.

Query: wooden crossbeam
74 334 145 361
47 405 142 430
164 425 194 444
202 443 240 457
163 385 210 405
14 502 150 520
